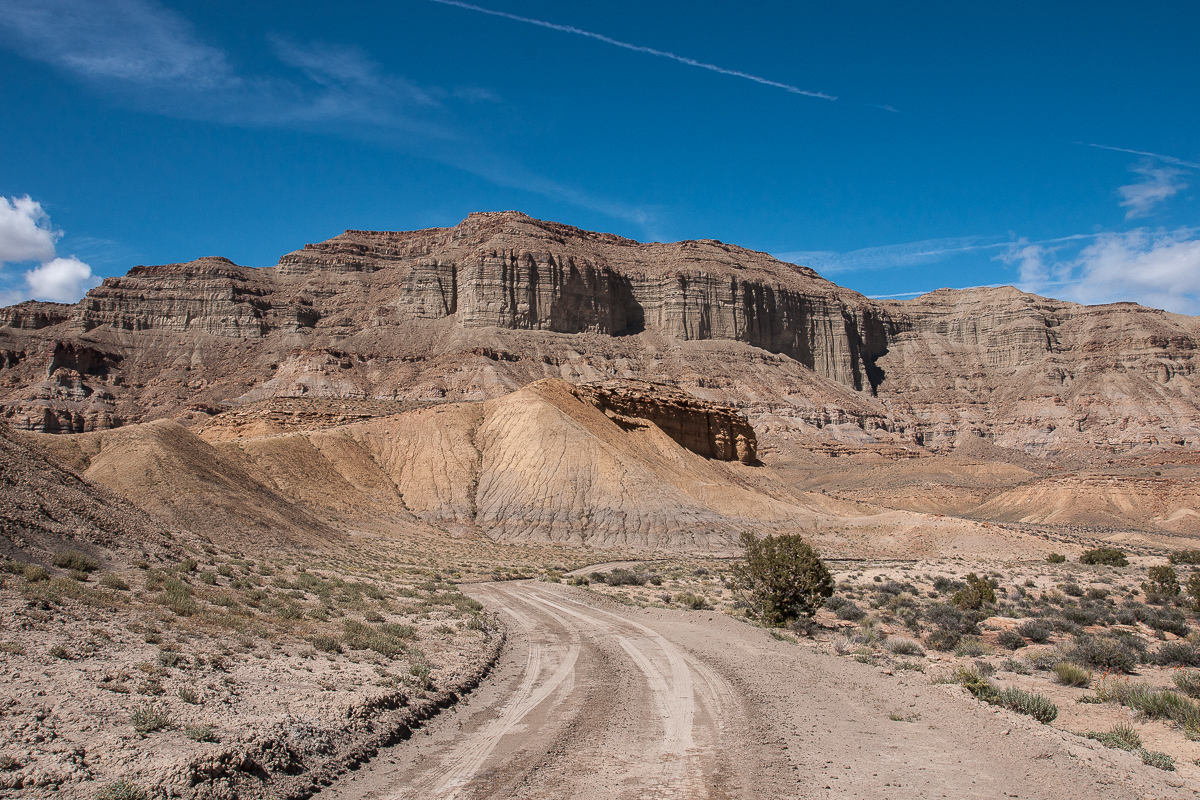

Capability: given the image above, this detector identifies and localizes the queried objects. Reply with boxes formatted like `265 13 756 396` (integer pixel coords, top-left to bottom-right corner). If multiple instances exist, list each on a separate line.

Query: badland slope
33 378 986 554
1 211 1198 543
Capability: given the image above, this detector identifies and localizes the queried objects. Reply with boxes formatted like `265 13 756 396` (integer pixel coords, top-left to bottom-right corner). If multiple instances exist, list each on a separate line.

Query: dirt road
322 582 1190 799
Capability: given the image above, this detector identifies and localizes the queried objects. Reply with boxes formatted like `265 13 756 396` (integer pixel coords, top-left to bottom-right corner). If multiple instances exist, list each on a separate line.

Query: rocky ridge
0 211 1196 460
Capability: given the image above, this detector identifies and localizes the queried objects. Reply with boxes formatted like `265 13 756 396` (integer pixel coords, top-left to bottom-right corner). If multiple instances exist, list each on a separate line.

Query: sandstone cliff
1 211 1198 463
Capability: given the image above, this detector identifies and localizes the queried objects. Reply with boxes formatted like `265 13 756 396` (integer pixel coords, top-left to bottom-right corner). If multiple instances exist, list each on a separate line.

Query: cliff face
1 211 1198 459
569 380 757 464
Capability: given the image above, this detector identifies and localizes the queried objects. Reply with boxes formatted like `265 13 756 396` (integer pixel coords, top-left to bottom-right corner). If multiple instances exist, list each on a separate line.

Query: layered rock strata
0 211 1197 459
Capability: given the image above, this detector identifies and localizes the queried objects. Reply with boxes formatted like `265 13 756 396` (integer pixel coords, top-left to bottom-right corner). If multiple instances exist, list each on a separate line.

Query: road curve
322 582 1187 800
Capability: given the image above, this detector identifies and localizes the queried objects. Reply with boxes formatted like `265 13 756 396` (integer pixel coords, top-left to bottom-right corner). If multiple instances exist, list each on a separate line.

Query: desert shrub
178 686 200 705
157 650 188 668
1062 583 1084 597
1169 549 1200 565
409 661 433 690
199 571 217 585
995 687 1058 723
24 564 49 582
1154 642 1200 667
185 724 217 742
1016 618 1053 643
49 644 72 659
1189 572 1200 612
95 780 149 800
675 592 711 610
996 629 1027 650
52 549 99 573
732 532 834 626
603 568 648 587
1068 635 1138 673
952 573 997 610
924 602 978 634
1173 670 1200 698
99 573 129 591
310 635 342 654
1086 722 1141 750
1143 565 1181 603
953 667 1057 722
835 601 865 621
824 595 848 611
1097 677 1200 730
129 702 171 734
379 622 417 639
155 578 197 617
1046 552 1066 564
1051 660 1092 687
886 637 925 656
954 638 986 658
566 575 589 586
1140 749 1175 771
0 754 21 770
1136 604 1190 637
932 576 962 593
1080 548 1127 567
925 629 961 651
342 619 411 658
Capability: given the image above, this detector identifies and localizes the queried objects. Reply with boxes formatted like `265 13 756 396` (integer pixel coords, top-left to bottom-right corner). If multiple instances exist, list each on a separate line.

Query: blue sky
1 0 1198 312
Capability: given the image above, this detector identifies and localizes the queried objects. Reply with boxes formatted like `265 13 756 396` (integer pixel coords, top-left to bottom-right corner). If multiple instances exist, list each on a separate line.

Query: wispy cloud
426 0 836 101
0 0 653 228
1003 227 1200 315
1086 143 1200 170
1118 163 1188 219
0 196 99 305
775 235 1011 275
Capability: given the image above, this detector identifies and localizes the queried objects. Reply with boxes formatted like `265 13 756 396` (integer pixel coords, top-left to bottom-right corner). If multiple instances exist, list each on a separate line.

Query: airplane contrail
426 0 836 101
1086 143 1200 169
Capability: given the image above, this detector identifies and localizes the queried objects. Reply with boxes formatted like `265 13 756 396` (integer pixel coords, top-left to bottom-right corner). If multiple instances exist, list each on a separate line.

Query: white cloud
0 195 59 262
1006 227 1200 314
1118 164 1188 219
23 256 96 302
0 196 98 305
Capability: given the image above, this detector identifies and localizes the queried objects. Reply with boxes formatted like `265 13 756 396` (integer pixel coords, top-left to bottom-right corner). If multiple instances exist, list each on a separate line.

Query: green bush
675 591 711 610
1140 749 1176 771
52 549 100 572
1085 722 1141 750
1173 670 1200 698
1143 565 1180 602
95 779 149 800
951 573 997 610
1168 549 1200 565
925 629 961 652
1188 572 1200 612
886 637 925 656
997 629 1027 650
1051 660 1092 687
1080 548 1127 567
731 532 833 626
953 667 1057 722
954 638 987 658
1046 552 1066 564
1016 618 1053 643
1068 635 1138 673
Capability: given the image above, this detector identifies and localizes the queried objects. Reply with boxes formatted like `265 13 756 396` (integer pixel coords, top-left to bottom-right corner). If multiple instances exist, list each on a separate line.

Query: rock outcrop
1 211 1198 460
570 380 756 464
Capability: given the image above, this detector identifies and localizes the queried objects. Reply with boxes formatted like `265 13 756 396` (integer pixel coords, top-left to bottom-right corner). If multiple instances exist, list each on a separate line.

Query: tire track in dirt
322 582 1190 800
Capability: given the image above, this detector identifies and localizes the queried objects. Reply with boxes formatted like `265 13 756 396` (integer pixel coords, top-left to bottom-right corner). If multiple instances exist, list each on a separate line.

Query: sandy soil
319 581 1191 800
